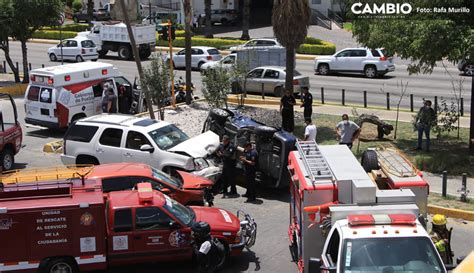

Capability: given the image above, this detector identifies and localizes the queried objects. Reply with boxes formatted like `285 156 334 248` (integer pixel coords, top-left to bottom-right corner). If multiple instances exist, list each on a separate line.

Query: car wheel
210 108 230 125
364 65 377 78
318 63 329 75
361 150 380 172
44 257 78 273
49 53 57 62
464 64 474 76
118 45 132 60
254 125 277 139
0 148 14 171
274 86 283 97
75 55 84 62
197 62 205 70
98 49 108 58
91 59 98 62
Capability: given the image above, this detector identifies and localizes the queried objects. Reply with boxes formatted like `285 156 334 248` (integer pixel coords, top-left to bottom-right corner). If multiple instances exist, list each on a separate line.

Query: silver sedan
234 66 310 96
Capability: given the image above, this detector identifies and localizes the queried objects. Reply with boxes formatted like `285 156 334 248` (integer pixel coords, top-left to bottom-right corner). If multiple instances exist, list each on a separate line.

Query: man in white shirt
303 118 317 142
335 114 361 149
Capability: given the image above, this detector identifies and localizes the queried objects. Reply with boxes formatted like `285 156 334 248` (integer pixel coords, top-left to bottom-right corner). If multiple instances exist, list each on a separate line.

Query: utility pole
118 0 155 120
470 76 474 154
168 20 175 108
183 0 192 105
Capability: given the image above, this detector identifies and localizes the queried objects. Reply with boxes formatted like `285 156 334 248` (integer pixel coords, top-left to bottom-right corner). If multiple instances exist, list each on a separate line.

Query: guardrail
328 9 344 29
310 8 332 30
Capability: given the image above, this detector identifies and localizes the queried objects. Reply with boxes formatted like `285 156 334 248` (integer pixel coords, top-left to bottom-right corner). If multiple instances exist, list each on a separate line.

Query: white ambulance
24 62 135 129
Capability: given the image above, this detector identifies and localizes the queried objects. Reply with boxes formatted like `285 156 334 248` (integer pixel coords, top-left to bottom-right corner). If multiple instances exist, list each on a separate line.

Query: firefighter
216 135 237 196
191 221 224 273
430 214 453 264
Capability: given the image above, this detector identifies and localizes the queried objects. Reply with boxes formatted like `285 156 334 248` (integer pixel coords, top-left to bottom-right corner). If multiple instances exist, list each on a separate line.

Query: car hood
177 170 214 189
191 206 240 232
168 131 220 158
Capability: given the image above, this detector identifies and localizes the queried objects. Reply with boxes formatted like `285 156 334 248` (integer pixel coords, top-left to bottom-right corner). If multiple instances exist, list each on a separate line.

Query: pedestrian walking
240 142 257 203
216 135 237 196
280 89 296 132
429 214 454 264
415 100 436 152
335 114 361 149
191 221 225 273
300 87 313 120
303 118 317 142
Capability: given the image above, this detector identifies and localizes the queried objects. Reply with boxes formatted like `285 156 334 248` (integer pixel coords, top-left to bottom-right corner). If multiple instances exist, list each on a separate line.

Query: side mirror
140 144 154 153
169 221 180 229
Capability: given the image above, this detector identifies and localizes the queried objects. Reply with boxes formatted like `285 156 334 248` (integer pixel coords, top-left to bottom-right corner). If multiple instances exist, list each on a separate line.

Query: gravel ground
163 102 305 137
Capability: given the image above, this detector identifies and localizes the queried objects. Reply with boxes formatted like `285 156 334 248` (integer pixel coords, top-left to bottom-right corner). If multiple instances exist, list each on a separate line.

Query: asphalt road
4 41 472 112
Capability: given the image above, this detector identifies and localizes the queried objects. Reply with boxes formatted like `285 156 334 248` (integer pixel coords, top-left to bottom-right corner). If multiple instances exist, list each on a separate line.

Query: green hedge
156 37 245 50
297 41 336 55
32 30 77 40
42 23 89 32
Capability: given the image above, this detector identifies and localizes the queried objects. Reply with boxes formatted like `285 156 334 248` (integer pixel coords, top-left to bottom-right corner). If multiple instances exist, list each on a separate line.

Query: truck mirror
140 144 154 153
308 258 322 273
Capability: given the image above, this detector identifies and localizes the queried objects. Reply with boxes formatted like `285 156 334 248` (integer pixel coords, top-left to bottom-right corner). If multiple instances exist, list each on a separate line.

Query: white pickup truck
77 22 155 60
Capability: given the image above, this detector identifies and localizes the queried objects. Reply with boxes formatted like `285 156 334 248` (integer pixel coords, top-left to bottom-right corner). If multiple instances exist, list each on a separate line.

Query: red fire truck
0 181 256 273
287 141 444 273
0 93 22 171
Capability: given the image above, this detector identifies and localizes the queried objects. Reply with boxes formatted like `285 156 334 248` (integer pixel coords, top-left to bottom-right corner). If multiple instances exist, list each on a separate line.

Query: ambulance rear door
24 82 58 127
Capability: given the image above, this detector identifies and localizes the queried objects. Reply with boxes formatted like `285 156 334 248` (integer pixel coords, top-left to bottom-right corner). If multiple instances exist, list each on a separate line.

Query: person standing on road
216 135 237 196
429 214 453 264
303 118 317 142
300 87 313 120
240 142 257 203
335 114 361 149
191 221 224 273
415 100 436 152
280 89 296 132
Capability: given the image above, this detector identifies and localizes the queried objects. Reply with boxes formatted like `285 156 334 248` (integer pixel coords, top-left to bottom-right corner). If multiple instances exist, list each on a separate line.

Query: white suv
61 114 221 181
314 48 395 78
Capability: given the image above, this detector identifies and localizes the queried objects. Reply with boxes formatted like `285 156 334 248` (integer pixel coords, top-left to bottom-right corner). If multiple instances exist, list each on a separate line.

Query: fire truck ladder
296 141 333 186
0 165 94 184
374 148 417 177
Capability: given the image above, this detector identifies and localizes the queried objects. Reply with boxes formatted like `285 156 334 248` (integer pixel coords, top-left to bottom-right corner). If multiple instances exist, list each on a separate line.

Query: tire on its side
209 108 230 125
254 125 277 139
0 148 15 171
43 257 78 273
361 150 380 172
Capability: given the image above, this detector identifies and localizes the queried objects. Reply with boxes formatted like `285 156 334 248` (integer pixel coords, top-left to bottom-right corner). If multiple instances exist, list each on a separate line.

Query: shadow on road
25 128 65 139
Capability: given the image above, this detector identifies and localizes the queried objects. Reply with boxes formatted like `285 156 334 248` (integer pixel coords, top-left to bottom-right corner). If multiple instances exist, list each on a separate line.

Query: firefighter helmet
432 214 447 226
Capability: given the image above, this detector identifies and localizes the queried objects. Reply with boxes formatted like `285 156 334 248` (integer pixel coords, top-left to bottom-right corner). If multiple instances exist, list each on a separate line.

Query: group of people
101 82 132 114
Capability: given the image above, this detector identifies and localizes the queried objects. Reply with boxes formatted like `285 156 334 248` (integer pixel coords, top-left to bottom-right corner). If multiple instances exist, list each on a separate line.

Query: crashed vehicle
202 108 296 188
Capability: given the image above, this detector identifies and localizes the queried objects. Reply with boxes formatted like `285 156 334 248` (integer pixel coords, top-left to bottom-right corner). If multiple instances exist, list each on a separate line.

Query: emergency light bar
137 182 153 204
347 214 416 227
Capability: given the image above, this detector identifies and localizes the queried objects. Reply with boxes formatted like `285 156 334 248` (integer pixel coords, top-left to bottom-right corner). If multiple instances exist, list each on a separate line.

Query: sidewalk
425 172 473 196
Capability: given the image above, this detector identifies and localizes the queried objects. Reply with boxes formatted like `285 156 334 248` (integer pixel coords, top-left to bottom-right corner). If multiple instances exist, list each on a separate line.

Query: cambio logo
351 2 413 15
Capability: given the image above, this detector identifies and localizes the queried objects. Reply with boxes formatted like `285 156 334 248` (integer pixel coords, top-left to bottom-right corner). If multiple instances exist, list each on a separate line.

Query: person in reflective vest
429 214 453 264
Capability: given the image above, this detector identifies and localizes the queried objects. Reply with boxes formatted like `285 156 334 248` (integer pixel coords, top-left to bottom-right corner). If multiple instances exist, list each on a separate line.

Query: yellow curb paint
0 83 28 96
428 204 474 221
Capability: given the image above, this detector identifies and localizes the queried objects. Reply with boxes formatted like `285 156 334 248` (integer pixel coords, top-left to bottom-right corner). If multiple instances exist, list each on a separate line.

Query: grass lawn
294 114 473 176
429 193 474 211
343 22 353 31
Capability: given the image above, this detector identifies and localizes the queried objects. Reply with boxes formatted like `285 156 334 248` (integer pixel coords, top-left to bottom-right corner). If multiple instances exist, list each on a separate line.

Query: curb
227 95 280 106
0 83 28 96
427 204 474 221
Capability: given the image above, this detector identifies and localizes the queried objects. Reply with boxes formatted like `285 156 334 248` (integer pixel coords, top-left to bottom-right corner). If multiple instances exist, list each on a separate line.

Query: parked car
72 9 110 23
233 66 309 96
167 46 222 70
314 47 395 78
61 114 221 181
457 56 473 76
200 53 236 71
48 37 98 62
200 9 238 26
229 38 281 53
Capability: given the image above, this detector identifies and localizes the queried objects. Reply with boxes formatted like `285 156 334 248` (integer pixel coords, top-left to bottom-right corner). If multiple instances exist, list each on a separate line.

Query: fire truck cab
287 141 443 273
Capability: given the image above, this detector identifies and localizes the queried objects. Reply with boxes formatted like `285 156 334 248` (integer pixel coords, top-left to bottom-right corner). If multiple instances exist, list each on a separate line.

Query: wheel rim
50 262 72 273
119 48 128 59
465 65 474 76
366 67 376 77
76 56 83 62
319 65 328 75
3 153 13 170
50 54 56 61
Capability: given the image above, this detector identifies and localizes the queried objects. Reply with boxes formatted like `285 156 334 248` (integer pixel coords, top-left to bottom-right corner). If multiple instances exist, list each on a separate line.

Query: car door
347 49 367 71
173 49 186 67
122 130 156 163
261 68 281 94
321 226 341 272
95 127 125 163
67 40 79 61
107 208 136 265
333 50 352 71
245 68 264 92
192 48 204 68
133 206 191 261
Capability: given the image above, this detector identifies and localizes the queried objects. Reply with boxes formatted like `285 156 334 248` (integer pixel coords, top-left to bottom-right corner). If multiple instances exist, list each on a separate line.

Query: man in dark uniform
216 135 237 196
280 89 296 132
240 142 257 202
191 221 225 273
300 87 313 120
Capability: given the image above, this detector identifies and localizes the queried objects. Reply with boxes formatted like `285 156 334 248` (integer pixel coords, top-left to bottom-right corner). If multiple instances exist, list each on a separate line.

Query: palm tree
240 0 250 40
272 0 310 92
183 0 192 104
204 0 213 38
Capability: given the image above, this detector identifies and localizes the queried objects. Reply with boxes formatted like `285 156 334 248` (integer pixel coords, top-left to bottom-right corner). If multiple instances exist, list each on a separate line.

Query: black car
203 108 296 188
72 9 110 23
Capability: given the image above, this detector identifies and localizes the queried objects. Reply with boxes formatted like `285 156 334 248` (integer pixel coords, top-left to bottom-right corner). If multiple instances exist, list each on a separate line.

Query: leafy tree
201 66 231 108
241 0 250 40
9 0 63 83
0 1 20 82
204 0 213 38
72 0 82 12
272 0 310 92
141 54 171 120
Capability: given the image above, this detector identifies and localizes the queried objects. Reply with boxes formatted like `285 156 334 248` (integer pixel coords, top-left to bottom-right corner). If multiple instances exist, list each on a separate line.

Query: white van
24 62 135 129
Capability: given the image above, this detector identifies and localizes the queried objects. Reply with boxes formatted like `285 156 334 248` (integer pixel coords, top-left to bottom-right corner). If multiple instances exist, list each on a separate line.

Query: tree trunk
184 0 192 105
1 41 20 83
241 0 250 40
87 0 94 25
285 46 294 92
469 76 474 154
20 40 29 83
204 0 213 38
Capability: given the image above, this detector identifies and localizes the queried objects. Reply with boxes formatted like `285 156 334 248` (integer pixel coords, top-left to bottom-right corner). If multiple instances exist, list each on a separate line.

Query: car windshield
151 167 183 188
162 195 195 226
148 124 189 150
341 237 444 273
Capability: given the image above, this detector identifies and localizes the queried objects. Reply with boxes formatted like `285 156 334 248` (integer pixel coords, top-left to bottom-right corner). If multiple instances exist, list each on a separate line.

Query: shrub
72 0 82 13
43 23 89 32
156 37 245 49
32 30 77 40
303 36 324 45
297 41 336 55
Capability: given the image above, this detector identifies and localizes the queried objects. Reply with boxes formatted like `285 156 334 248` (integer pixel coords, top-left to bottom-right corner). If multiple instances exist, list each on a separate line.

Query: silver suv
314 48 395 78
229 38 281 53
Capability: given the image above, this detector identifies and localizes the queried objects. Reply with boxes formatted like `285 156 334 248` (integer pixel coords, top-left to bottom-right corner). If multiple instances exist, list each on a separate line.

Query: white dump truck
287 141 448 273
77 22 156 60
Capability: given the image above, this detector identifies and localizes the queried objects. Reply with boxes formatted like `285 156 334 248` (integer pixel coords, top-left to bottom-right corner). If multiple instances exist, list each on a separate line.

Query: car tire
0 148 15 171
318 63 330 75
464 64 474 76
43 257 78 273
210 108 230 125
361 150 380 172
364 65 377 78
214 240 229 270
274 86 283 97
75 55 84 62
49 53 57 62
91 59 98 62
98 49 108 58
197 62 205 70
254 125 277 139
118 45 132 60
